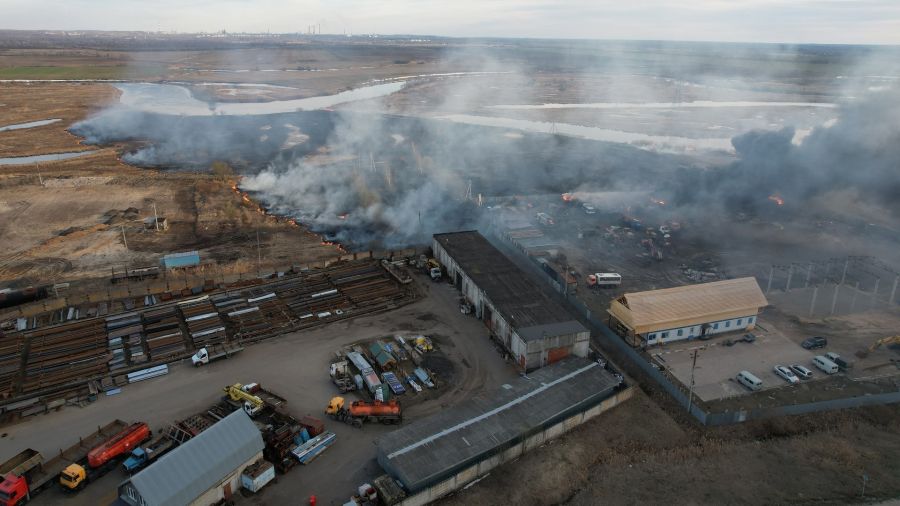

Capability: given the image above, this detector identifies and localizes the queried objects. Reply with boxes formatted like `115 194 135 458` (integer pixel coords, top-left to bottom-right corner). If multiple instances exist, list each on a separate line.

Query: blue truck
121 433 177 474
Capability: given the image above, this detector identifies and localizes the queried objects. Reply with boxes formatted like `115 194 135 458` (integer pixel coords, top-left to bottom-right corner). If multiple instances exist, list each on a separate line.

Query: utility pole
121 225 128 250
687 348 700 414
153 202 160 231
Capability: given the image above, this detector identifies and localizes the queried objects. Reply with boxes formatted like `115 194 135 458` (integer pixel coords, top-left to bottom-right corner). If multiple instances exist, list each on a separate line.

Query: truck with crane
0 420 131 505
60 422 151 491
224 382 287 417
426 259 442 281
325 396 402 428
330 359 358 393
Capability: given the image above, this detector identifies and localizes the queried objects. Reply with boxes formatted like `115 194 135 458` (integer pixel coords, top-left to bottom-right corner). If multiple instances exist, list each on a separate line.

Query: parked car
742 333 757 343
801 336 827 349
582 203 597 215
774 365 799 384
736 370 763 391
789 364 814 379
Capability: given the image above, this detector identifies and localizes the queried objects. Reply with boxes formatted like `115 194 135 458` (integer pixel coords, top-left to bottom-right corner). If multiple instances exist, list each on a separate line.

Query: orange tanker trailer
325 396 402 428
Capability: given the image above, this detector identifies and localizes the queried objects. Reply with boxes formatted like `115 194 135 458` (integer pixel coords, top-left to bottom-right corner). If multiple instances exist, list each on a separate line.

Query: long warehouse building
376 357 630 504
433 231 589 371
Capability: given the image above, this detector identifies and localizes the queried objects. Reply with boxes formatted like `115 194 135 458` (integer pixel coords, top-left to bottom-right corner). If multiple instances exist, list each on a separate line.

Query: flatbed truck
122 431 177 474
0 420 128 505
191 343 244 366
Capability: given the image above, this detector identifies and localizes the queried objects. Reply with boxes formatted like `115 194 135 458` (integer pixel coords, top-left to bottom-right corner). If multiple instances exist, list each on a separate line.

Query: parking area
651 318 819 401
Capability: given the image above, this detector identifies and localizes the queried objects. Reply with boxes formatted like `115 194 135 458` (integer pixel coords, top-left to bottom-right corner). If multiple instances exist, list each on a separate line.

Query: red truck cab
0 473 28 506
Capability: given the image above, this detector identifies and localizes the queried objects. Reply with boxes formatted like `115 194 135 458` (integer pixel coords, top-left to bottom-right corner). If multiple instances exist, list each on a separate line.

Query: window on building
737 319 743 326
713 323 719 330
726 320 731 328
661 331 669 339
648 333 656 340
748 316 755 323
677 329 683 337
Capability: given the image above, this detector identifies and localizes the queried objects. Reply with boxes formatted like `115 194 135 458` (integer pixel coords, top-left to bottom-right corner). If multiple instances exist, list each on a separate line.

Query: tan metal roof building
608 277 768 336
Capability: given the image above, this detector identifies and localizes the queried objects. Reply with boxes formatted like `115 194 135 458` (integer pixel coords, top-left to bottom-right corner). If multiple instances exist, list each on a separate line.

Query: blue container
300 427 310 443
162 251 201 269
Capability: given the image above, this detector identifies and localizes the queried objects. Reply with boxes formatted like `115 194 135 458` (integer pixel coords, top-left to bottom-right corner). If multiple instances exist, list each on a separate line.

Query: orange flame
561 193 574 202
768 195 785 206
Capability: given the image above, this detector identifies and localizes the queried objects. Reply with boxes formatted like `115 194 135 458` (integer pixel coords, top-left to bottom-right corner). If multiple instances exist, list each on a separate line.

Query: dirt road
1 277 518 505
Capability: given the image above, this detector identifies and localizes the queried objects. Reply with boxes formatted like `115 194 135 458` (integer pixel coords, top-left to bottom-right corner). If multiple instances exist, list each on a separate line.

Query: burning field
51 41 897 265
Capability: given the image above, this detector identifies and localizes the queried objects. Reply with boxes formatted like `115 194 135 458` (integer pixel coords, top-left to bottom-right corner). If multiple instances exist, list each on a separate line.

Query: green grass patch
0 65 168 80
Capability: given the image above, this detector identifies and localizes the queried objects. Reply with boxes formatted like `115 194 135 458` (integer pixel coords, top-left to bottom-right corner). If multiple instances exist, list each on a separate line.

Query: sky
2 0 900 45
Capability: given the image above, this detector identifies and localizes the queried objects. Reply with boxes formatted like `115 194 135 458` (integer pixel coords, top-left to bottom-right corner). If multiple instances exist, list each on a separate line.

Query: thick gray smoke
670 87 900 217
68 42 900 250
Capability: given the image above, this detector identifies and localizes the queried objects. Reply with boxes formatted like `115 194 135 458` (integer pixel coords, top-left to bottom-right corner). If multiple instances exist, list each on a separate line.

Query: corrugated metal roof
124 410 263 506
516 321 587 342
433 231 584 330
376 357 620 492
615 277 767 329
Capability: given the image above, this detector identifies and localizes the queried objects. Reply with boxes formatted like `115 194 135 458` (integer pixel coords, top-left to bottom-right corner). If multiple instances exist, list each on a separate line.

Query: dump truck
191 343 244 366
0 420 130 505
60 422 151 491
330 360 358 393
326 397 402 428
122 432 177 474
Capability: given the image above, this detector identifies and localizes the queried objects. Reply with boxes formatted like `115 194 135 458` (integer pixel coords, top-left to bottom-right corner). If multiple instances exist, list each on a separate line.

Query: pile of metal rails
143 306 187 361
106 312 146 373
19 319 107 395
216 289 294 343
0 333 24 398
178 298 226 347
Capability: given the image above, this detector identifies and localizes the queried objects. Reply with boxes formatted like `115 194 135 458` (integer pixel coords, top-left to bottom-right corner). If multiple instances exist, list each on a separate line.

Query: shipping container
241 460 275 493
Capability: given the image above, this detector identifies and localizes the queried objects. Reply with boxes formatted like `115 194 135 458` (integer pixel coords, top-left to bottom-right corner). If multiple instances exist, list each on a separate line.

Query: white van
736 370 763 391
593 273 622 288
812 355 839 374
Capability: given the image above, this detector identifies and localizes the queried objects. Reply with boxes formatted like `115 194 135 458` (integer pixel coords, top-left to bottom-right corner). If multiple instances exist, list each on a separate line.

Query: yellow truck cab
59 463 86 490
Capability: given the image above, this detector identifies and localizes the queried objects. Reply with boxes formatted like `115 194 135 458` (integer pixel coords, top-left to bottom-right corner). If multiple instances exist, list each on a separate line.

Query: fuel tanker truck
59 422 151 491
325 396 402 428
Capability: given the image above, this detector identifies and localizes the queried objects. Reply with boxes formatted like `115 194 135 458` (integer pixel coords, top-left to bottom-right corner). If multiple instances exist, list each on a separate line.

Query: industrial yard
1 274 521 505
0 28 899 506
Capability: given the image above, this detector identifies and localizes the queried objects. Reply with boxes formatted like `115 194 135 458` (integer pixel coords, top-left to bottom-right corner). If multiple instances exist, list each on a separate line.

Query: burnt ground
442 389 900 505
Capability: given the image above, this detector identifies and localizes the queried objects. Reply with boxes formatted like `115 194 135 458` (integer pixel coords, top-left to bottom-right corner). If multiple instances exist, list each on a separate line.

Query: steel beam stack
143 306 187 360
178 299 226 346
20 319 108 394
0 333 25 398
